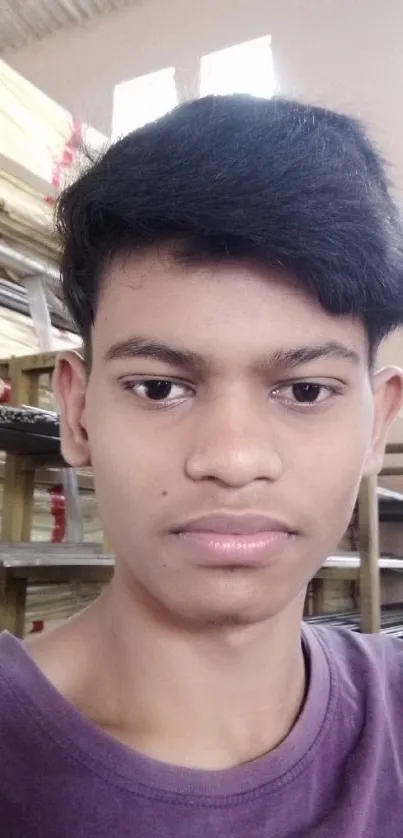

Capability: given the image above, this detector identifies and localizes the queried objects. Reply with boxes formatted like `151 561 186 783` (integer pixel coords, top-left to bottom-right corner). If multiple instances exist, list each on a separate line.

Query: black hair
56 94 403 359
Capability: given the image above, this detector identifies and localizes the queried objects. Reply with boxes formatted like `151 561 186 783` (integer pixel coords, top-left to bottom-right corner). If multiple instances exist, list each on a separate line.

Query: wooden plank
0 542 114 635
0 153 57 203
2 351 57 378
1 355 48 541
19 452 65 468
0 566 27 637
0 565 112 637
0 544 114 585
102 532 112 554
0 460 93 491
6 576 26 637
0 541 113 561
0 361 9 381
358 476 381 633
316 565 359 581
9 565 113 585
1 454 35 541
9 359 41 406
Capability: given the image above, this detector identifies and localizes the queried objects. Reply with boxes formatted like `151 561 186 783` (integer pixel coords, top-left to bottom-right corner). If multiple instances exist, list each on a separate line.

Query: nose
184 392 284 489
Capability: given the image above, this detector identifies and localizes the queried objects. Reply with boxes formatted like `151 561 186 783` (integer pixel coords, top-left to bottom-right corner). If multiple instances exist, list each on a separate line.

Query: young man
1 94 403 836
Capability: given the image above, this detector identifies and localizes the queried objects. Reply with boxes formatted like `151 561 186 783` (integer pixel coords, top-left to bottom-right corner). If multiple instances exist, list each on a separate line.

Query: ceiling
0 0 138 53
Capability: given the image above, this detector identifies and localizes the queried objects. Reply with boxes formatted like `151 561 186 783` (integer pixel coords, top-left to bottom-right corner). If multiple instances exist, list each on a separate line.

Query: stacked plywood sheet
0 61 106 577
0 159 58 267
24 581 106 632
0 480 103 543
0 304 80 358
0 58 107 270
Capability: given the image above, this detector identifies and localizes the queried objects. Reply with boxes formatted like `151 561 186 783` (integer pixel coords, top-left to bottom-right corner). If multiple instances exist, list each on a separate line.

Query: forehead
93 249 368 362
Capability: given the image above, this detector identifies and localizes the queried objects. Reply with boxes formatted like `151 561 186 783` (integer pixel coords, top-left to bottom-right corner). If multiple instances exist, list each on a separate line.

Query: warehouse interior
1 0 403 638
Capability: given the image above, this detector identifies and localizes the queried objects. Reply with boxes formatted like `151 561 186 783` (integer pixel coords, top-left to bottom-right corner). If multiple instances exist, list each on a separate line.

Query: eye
123 378 192 406
272 382 338 407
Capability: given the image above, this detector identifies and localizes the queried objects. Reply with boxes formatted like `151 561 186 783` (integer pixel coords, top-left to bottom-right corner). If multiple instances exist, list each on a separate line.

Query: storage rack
0 350 112 636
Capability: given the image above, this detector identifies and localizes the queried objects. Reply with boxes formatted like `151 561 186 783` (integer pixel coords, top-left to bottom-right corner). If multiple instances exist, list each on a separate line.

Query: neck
78 579 307 770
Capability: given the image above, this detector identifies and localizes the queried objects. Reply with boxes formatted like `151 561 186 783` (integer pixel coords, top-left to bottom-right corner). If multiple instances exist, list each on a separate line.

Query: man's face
55 249 402 626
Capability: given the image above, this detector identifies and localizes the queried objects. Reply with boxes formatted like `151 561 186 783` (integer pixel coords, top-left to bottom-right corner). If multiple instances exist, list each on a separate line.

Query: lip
172 513 295 567
173 513 293 536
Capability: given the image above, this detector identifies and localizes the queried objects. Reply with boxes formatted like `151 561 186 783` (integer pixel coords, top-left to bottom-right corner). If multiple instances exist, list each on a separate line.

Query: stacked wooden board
0 58 108 633
0 303 80 358
0 58 107 272
0 402 102 544
0 543 113 636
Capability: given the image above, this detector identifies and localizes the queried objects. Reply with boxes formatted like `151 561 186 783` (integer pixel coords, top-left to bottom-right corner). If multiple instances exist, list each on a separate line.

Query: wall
5 0 403 196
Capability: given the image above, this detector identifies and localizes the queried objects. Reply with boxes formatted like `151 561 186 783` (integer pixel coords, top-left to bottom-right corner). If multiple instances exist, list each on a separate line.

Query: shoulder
312 622 403 662
0 630 70 725
309 624 403 700
0 632 39 776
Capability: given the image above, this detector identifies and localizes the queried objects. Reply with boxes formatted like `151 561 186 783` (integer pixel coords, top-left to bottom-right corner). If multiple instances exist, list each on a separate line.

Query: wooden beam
0 351 57 378
1 357 42 541
1 455 35 541
0 567 27 637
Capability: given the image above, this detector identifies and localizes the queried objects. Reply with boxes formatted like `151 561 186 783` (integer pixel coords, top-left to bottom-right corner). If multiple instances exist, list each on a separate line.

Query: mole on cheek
161 490 168 497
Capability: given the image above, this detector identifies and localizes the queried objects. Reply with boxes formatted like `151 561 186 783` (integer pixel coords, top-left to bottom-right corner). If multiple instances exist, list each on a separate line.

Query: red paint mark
49 483 66 543
0 378 11 403
45 118 83 205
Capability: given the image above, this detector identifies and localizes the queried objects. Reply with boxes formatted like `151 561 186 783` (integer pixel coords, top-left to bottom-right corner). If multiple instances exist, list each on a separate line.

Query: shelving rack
0 350 111 636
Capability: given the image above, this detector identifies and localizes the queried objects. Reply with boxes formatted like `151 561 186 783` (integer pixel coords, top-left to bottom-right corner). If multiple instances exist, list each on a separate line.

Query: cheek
293 415 371 537
84 396 175 523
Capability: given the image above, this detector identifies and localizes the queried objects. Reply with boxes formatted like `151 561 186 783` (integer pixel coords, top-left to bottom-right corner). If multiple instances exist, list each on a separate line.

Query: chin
169 585 287 629
182 603 282 630
201 610 272 629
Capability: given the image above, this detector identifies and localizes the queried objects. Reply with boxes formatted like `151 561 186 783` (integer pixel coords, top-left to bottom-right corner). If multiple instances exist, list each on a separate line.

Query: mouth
172 513 296 568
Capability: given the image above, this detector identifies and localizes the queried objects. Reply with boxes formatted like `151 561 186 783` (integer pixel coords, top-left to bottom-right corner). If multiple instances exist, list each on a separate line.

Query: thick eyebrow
266 341 361 370
104 336 208 373
104 336 361 373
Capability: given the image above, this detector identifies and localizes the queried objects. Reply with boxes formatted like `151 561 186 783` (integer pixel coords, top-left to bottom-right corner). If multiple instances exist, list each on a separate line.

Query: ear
52 351 91 467
363 366 403 477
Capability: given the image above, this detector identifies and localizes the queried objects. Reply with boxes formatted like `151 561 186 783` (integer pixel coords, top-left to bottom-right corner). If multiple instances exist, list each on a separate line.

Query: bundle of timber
0 161 58 267
0 59 107 271
25 582 106 632
0 304 80 358
0 543 113 634
0 467 103 542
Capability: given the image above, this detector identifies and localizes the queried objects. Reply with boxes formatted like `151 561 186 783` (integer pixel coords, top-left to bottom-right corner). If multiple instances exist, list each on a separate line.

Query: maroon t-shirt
1 625 403 837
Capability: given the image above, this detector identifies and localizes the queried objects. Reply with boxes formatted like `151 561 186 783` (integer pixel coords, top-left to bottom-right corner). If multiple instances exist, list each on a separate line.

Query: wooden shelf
0 543 114 636
0 351 61 542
